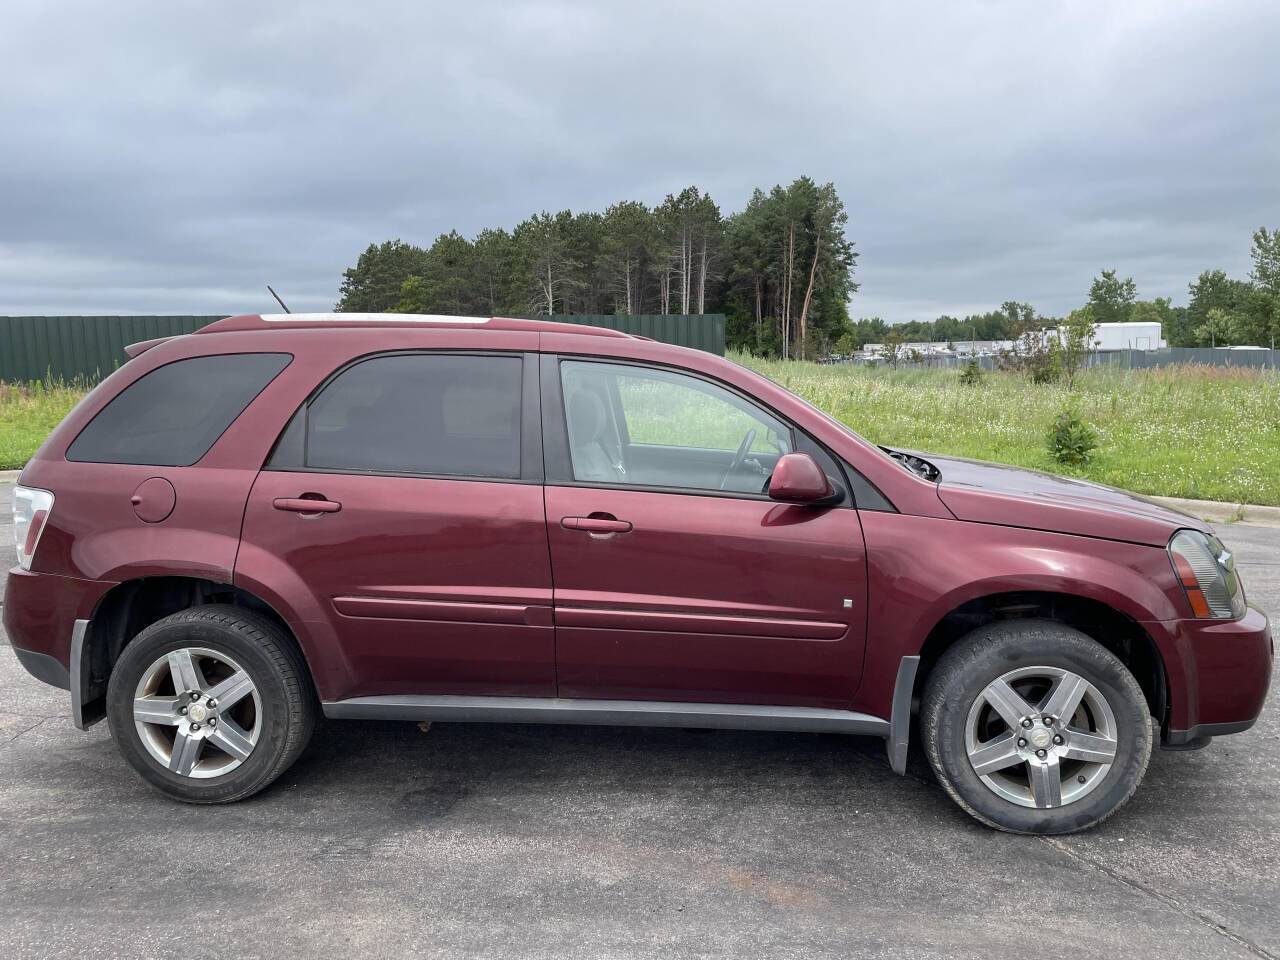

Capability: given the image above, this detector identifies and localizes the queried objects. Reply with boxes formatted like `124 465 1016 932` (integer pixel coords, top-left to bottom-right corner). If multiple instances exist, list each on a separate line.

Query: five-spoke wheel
107 606 316 803
132 647 262 778
922 619 1153 834
965 666 1118 809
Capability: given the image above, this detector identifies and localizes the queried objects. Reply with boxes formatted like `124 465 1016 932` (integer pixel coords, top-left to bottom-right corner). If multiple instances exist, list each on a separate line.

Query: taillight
12 484 54 571
1168 529 1245 620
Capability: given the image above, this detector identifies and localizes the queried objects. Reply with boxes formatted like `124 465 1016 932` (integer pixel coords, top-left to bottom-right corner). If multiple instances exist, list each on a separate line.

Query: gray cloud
2 0 1277 321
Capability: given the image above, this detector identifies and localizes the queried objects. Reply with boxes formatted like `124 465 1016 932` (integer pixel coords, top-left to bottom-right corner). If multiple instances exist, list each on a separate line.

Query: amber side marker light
1171 550 1212 618
1168 529 1245 620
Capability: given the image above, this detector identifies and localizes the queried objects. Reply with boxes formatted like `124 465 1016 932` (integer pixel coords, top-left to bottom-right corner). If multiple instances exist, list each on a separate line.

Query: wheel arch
911 590 1169 729
79 576 318 721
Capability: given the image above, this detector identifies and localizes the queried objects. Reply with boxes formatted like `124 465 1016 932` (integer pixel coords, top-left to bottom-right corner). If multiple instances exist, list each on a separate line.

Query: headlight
12 484 54 572
1168 529 1245 620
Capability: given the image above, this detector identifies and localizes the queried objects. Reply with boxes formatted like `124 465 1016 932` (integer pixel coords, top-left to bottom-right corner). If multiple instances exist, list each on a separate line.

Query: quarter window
297 353 522 478
67 353 291 466
560 360 792 494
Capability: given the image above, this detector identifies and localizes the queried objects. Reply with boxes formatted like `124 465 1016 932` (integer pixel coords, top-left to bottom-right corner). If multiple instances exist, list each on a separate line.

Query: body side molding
322 694 891 737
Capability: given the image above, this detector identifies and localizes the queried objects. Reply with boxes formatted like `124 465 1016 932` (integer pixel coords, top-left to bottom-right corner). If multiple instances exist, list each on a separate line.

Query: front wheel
106 606 316 803
921 620 1153 834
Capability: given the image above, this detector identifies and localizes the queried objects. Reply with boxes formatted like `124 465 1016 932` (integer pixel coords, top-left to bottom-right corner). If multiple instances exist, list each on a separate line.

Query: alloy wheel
132 647 262 778
964 665 1119 809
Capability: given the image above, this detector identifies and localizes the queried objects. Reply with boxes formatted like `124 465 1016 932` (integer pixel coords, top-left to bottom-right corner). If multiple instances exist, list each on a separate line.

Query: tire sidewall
106 615 295 802
927 623 1153 834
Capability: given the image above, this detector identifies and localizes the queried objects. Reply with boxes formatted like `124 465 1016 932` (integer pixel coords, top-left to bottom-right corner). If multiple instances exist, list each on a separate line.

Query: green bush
1047 405 1098 465
958 357 984 385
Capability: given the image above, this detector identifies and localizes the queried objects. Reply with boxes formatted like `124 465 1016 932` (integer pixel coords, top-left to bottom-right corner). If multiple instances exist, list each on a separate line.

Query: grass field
0 381 86 470
3 360 1279 505
735 353 1280 505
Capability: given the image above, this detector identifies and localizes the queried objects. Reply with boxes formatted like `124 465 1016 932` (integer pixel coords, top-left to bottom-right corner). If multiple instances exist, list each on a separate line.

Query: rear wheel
921 620 1152 834
106 606 316 803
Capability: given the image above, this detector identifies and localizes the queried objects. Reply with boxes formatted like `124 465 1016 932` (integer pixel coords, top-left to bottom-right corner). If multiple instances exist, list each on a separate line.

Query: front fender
854 512 1182 718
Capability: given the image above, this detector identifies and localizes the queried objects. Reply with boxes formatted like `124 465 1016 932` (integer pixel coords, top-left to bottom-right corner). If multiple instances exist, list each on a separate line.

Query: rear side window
67 353 291 466
275 353 522 479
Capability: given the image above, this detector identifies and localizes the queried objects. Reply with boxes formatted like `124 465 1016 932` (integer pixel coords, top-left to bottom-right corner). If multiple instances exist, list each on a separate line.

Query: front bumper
1149 605 1273 747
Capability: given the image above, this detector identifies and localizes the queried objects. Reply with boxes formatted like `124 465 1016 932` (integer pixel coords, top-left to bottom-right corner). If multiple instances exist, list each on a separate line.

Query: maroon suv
5 313 1272 833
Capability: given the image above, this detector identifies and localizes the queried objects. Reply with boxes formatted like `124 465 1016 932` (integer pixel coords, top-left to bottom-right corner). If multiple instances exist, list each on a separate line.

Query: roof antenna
266 284 291 313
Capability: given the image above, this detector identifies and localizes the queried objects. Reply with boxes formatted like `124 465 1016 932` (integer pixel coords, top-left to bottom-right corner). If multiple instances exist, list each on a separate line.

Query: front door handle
561 515 633 536
273 496 342 514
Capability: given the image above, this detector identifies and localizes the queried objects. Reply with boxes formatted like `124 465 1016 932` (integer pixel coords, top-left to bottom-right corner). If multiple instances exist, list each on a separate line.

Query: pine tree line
335 176 858 360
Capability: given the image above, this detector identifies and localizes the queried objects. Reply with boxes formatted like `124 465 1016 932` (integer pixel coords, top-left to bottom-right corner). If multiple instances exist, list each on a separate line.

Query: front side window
295 353 522 479
67 353 291 466
560 360 792 494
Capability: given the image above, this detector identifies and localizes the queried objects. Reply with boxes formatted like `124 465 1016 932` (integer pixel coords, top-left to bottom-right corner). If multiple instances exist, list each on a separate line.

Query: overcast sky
2 0 1277 322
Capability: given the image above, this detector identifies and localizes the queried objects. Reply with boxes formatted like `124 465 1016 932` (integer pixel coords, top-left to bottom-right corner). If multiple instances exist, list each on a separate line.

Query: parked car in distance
6 313 1272 833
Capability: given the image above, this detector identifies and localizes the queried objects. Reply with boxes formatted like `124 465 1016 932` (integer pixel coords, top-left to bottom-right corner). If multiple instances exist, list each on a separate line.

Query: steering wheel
718 429 757 490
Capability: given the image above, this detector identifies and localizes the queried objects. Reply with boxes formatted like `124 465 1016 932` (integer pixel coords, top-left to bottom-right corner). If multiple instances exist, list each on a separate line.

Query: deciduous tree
1088 269 1137 326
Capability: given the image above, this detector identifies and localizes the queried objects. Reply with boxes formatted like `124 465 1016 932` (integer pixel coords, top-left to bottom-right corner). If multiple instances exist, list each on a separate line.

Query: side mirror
768 452 840 505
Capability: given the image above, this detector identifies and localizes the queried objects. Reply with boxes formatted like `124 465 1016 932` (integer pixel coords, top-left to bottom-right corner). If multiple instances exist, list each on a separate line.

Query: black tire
106 605 317 803
920 619 1153 835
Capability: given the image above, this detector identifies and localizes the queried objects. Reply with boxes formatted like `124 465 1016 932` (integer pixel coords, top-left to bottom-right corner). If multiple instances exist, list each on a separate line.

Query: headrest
567 389 608 443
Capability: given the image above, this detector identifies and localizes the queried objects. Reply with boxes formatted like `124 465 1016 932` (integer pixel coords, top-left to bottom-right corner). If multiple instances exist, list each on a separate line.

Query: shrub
958 357 984 385
1047 405 1098 465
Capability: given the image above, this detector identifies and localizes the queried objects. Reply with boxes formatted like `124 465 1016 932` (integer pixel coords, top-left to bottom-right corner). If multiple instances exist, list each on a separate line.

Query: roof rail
196 313 636 339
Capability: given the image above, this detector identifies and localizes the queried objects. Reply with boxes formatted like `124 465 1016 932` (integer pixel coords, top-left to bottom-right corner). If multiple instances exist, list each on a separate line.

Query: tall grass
0 378 89 469
733 353 1280 505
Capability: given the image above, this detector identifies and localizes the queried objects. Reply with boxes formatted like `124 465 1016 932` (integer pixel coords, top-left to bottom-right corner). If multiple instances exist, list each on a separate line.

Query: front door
543 357 868 709
238 351 554 700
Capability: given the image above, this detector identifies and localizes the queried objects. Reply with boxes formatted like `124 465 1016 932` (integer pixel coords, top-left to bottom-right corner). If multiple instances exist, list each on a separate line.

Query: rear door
238 350 555 700
542 356 868 709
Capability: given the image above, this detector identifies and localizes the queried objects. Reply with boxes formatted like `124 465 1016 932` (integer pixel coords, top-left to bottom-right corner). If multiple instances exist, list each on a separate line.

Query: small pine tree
958 357 984 385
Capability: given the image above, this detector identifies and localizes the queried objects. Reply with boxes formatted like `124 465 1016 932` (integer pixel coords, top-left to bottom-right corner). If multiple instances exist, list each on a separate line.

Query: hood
923 452 1210 546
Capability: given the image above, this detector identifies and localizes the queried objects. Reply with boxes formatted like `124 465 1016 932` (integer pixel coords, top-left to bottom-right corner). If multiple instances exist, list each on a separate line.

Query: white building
856 319 1167 364
1076 321 1165 351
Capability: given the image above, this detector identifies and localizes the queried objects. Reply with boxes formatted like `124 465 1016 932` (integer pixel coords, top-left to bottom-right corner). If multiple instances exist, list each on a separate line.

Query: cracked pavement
0 481 1276 959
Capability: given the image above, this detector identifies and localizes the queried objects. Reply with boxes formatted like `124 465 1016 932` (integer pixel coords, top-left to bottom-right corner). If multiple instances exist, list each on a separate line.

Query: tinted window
560 360 792 494
67 353 290 466
301 354 522 478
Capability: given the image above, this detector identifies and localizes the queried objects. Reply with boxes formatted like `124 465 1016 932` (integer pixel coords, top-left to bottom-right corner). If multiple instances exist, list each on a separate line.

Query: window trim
263 349 541 485
543 354 869 507
64 351 293 468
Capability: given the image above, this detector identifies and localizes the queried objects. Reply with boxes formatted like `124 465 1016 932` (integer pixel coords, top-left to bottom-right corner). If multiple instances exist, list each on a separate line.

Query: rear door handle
560 516 633 536
273 496 342 514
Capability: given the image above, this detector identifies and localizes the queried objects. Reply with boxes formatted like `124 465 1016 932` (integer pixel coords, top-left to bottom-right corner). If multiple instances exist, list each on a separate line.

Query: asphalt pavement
1 480 1276 959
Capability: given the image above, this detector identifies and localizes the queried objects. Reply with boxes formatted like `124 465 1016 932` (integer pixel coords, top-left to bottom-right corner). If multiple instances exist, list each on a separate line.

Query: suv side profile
6 313 1272 834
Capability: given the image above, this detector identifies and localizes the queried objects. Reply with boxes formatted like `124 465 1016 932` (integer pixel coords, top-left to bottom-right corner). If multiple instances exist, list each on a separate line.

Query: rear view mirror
768 452 840 505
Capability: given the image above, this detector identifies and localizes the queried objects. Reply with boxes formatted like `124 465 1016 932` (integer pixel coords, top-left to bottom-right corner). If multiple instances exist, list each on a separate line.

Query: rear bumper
4 567 114 727
10 644 71 689
3 567 111 672
1151 605 1273 746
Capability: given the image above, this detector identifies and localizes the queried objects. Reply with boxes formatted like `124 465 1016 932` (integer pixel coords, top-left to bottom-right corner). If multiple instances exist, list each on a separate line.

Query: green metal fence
0 316 219 383
0 313 726 383
546 314 725 356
